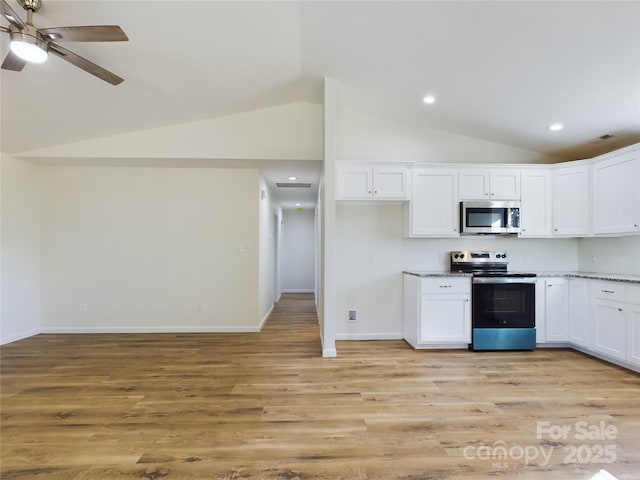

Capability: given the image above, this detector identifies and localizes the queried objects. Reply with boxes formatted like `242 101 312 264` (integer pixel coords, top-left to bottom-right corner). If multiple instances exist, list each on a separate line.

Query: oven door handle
473 277 537 284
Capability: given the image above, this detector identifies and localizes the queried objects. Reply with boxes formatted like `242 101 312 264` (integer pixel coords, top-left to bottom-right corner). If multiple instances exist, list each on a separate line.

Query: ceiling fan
0 0 128 85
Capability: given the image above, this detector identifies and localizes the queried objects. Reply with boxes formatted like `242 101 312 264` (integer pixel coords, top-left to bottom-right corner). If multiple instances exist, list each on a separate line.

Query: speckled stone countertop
536 272 640 284
403 271 640 283
403 271 472 277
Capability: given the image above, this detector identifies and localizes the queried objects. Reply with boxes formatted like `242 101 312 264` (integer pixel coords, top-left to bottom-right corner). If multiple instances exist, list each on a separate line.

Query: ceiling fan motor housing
18 0 41 13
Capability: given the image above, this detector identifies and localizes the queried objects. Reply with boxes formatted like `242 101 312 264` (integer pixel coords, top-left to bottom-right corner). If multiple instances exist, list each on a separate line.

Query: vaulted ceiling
2 1 639 160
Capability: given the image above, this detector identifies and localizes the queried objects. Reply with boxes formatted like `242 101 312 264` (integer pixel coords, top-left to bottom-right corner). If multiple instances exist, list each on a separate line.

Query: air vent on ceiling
589 133 616 144
276 182 312 188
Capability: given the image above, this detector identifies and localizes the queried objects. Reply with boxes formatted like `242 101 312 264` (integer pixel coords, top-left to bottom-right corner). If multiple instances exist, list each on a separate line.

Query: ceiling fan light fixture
10 31 48 63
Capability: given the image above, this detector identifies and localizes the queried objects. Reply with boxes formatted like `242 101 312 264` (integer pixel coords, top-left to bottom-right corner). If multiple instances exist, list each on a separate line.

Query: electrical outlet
348 309 357 321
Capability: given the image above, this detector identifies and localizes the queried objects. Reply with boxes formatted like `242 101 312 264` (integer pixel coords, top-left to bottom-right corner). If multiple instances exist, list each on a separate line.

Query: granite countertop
403 270 640 283
403 271 472 277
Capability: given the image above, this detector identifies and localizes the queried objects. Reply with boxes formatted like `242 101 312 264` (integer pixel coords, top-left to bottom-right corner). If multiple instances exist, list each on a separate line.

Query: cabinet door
406 169 459 237
552 165 590 236
545 278 569 342
490 170 521 200
627 303 640 367
592 299 627 361
592 151 640 235
373 167 408 200
568 278 589 348
520 170 552 237
336 166 372 199
419 294 471 343
459 170 490 200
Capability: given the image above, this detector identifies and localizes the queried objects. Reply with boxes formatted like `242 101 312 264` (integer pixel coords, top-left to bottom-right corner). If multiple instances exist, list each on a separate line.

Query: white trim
41 326 262 334
282 289 314 293
322 347 337 357
0 328 42 345
335 332 403 341
258 304 274 330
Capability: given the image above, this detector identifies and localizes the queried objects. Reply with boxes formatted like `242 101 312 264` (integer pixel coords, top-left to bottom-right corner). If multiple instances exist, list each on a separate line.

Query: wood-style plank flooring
1 294 639 479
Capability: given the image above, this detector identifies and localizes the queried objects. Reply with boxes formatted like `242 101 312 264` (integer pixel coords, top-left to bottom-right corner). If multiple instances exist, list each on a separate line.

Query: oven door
472 277 536 328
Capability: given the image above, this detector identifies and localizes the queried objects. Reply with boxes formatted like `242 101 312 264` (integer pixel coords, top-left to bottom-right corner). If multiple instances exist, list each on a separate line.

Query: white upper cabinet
336 164 408 201
404 169 459 237
552 164 590 236
459 169 521 200
592 148 640 235
520 169 553 237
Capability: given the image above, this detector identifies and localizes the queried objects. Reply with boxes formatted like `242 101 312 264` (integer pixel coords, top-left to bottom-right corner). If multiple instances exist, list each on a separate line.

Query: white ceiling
2 1 639 208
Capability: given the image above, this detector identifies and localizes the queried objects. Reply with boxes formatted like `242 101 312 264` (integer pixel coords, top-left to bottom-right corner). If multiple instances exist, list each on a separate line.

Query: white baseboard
282 289 314 294
335 332 403 341
0 328 42 345
258 304 274 330
322 348 337 358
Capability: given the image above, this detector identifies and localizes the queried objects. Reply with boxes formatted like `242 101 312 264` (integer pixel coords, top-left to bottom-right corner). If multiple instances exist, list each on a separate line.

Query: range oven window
473 282 535 328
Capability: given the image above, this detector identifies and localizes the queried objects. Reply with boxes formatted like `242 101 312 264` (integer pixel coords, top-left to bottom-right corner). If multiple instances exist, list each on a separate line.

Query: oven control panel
450 251 508 265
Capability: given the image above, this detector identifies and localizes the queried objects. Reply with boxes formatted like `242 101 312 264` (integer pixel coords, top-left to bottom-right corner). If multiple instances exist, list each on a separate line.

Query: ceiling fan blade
1 50 26 71
38 25 128 42
49 42 124 85
1 0 25 29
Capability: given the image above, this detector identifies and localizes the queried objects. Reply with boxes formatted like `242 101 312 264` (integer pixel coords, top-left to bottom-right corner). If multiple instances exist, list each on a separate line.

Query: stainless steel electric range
450 251 537 351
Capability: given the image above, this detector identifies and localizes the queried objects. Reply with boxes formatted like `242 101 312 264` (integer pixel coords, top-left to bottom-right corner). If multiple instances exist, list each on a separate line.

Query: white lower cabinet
403 275 471 348
589 281 627 361
627 287 640 367
544 278 569 342
568 278 589 347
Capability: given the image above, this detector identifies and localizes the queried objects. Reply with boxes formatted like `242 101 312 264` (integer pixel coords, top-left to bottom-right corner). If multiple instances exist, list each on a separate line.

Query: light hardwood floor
1 293 639 479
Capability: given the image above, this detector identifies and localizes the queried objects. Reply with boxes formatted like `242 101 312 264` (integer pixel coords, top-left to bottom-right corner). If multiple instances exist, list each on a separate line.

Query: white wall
39 166 262 332
337 108 562 164
20 102 323 162
335 204 579 339
281 209 315 292
578 236 640 276
258 175 279 324
1 155 42 344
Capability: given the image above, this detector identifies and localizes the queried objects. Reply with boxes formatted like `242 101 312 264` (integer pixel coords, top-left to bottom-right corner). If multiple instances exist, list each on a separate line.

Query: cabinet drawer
421 277 470 294
591 281 626 302
628 284 640 305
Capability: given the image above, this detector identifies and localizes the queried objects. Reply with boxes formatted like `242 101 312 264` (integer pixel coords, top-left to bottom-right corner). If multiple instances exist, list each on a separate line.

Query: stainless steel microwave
460 201 521 235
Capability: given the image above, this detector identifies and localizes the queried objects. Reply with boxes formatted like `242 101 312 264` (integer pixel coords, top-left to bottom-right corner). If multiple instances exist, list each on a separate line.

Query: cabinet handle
618 308 624 312
554 228 558 232
439 285 452 288
601 289 614 294
635 224 639 228
374 190 378 194
368 190 372 194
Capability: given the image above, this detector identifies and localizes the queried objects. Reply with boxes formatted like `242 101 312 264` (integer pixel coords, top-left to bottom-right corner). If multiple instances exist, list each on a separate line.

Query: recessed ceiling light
295 203 301 207
288 176 297 181
548 123 564 131
422 95 436 105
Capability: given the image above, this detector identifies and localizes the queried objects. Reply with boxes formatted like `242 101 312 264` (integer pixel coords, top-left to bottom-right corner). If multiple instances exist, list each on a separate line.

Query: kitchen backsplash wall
577 236 640 276
335 204 579 339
